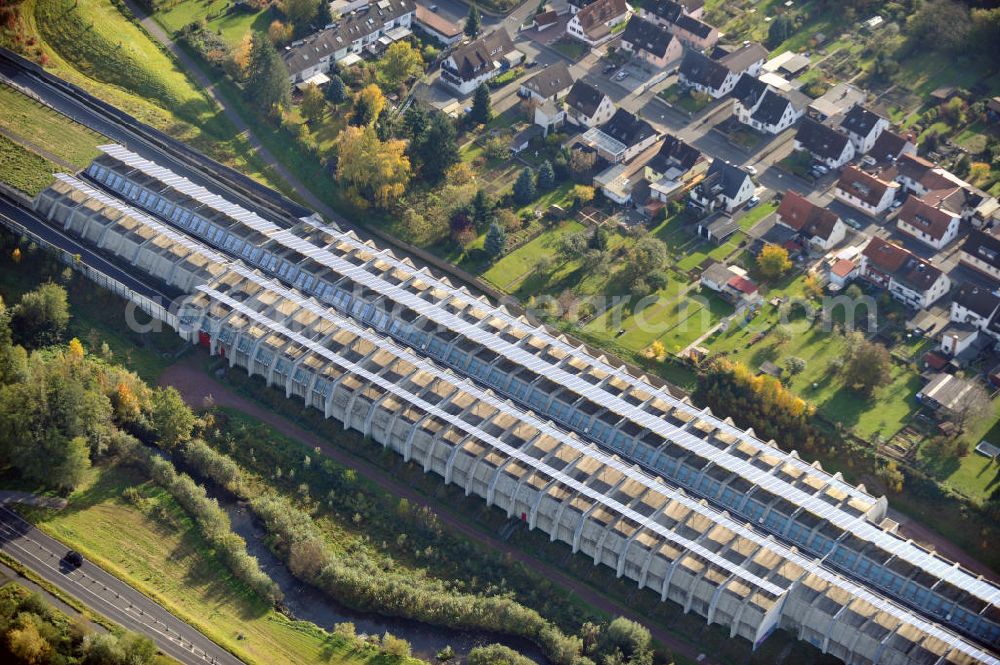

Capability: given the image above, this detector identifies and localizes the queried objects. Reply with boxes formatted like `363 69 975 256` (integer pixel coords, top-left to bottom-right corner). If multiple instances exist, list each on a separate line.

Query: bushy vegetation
134 451 283 604
0 134 56 196
0 582 157 665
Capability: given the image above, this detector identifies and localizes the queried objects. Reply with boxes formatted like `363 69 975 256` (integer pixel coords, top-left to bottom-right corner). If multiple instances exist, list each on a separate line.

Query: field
154 0 271 47
0 134 58 195
29 463 384 665
0 83 103 168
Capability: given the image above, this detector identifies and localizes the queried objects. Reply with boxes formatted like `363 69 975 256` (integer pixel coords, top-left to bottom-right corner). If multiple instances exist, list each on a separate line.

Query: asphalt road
0 506 244 665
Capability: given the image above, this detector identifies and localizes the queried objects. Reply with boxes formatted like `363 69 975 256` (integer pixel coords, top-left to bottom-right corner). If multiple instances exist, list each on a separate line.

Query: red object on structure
198 331 210 348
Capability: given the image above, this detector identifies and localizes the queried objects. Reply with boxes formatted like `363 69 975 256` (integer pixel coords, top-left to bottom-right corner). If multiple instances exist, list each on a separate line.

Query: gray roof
445 30 516 82
679 49 728 90
953 282 1000 320
565 80 607 117
522 62 574 98
647 135 702 174
282 0 415 75
796 117 851 160
731 73 768 107
751 89 795 126
621 17 676 59
698 159 752 199
599 109 656 148
840 104 886 137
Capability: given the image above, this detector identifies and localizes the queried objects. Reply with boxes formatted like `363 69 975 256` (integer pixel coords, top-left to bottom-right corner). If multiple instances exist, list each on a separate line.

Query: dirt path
158 354 719 665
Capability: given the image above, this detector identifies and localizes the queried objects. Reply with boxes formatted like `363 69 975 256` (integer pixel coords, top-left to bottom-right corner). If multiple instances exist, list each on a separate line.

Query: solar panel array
82 145 1000 652
190 265 1000 665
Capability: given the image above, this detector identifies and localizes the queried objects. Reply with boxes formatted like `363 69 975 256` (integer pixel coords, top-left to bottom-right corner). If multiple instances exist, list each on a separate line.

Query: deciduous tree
351 83 386 126
378 41 424 89
300 83 326 124
841 332 891 396
757 244 792 279
334 125 411 208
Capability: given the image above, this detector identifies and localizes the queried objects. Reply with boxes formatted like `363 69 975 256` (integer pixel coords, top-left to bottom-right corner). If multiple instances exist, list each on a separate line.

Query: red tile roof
726 275 758 294
836 165 896 208
776 190 841 241
831 258 856 278
897 195 957 241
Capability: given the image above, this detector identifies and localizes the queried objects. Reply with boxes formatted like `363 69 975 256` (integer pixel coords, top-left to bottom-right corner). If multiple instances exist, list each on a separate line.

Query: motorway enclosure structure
26 142 1000 665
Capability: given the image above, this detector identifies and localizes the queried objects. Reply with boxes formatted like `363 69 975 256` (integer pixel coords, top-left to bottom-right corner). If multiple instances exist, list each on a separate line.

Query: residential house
859 236 951 309
593 163 634 204
896 195 962 250
838 104 889 154
689 160 755 213
510 125 545 155
414 4 462 45
534 99 566 135
959 227 1000 283
564 80 615 128
731 73 768 121
938 324 981 357
639 0 705 22
892 154 1000 228
620 17 682 68
644 135 705 201
793 118 855 169
828 258 859 288
639 0 715 49
700 262 738 292
806 82 866 123
950 283 1000 343
723 274 762 310
519 62 574 103
566 0 629 46
440 30 518 95
869 130 916 164
775 191 846 252
282 0 416 82
834 165 899 216
581 109 658 163
916 373 979 417
732 78 810 135
678 42 767 99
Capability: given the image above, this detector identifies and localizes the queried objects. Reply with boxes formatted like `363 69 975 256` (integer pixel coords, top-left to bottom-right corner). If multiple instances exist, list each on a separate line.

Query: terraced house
281 0 416 82
25 144 1000 665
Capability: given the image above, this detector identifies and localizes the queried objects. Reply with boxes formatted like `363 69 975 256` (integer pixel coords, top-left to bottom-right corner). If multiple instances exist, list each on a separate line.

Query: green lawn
0 134 57 196
0 83 103 168
482 220 585 293
30 464 392 665
658 84 711 114
550 37 589 61
154 0 271 46
736 200 777 231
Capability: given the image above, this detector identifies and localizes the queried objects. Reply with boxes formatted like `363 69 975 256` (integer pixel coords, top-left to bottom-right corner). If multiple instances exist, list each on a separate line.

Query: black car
64 550 84 568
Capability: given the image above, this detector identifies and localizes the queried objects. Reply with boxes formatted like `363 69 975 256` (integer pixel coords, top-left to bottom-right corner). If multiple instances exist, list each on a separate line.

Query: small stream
216 492 548 664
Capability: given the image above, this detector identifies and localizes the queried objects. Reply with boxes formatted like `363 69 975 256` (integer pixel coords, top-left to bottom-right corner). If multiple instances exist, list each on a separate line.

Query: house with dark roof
620 17 682 68
566 0 629 45
440 30 518 95
917 373 981 416
638 0 715 48
588 109 658 162
869 130 916 164
533 10 559 30
519 62 574 103
689 160 755 213
282 0 416 82
774 190 846 252
414 4 462 45
733 80 809 135
839 104 890 154
950 282 1000 343
678 43 767 99
697 214 740 243
793 117 855 169
889 154 1000 227
644 135 705 201
896 194 962 250
859 236 950 309
834 165 900 216
564 80 615 128
959 227 1000 284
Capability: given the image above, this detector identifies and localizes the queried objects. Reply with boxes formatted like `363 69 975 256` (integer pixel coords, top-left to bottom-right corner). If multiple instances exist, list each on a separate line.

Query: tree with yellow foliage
650 340 666 360
267 20 293 47
67 337 84 360
351 84 386 127
11 247 21 263
334 125 410 208
757 244 792 280
377 41 424 90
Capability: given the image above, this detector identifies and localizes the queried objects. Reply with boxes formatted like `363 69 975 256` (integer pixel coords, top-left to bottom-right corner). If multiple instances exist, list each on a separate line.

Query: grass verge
0 134 57 196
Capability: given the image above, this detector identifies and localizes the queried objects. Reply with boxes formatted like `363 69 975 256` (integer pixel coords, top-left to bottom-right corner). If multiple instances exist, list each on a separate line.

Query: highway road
0 506 244 665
